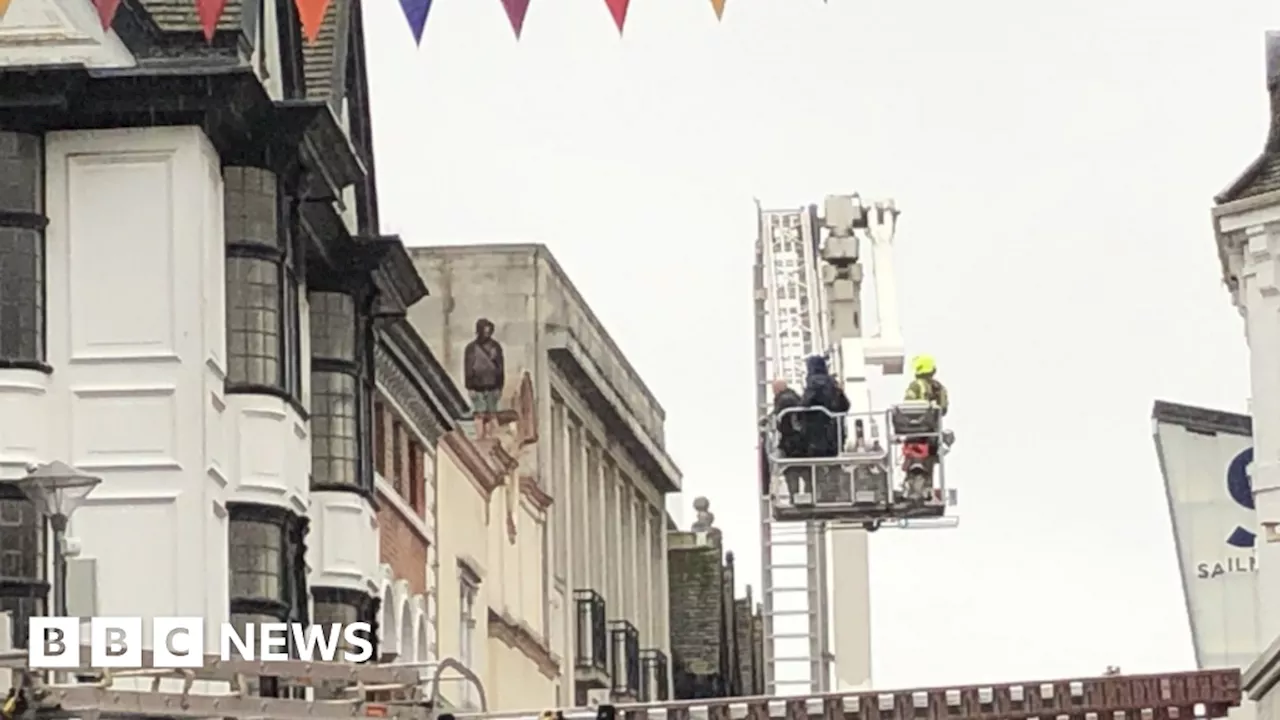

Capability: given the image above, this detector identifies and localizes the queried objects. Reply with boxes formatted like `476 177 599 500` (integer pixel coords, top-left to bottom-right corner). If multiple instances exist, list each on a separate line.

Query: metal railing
608 620 640 697
638 649 669 702
573 589 608 673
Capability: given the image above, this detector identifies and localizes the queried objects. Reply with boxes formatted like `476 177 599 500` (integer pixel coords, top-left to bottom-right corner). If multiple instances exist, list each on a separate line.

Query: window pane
223 167 279 250
309 292 356 363
0 227 43 362
311 371 358 486
0 497 43 582
226 257 281 387
229 519 283 601
0 592 45 649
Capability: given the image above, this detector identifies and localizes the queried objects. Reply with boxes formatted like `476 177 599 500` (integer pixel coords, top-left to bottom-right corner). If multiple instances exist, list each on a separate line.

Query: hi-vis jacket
905 377 949 416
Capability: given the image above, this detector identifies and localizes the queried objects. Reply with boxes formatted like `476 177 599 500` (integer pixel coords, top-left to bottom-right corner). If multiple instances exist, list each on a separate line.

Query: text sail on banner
603 0 628 33
294 0 330 43
93 0 122 28
399 0 432 44
195 0 228 40
500 0 529 38
710 0 725 20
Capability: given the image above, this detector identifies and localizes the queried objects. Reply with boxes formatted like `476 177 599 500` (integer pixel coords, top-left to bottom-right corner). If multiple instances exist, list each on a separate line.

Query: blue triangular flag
399 0 432 44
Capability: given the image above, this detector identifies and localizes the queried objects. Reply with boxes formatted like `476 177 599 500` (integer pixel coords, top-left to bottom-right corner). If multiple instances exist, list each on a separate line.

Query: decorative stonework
487 607 559 680
375 342 448 447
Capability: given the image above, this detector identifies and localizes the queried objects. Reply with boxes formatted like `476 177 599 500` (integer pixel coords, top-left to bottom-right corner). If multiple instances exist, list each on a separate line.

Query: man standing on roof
463 318 505 440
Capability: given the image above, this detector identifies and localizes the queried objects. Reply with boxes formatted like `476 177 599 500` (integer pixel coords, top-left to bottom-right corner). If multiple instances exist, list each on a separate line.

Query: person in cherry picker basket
800 355 850 458
902 354 949 499
771 378 808 499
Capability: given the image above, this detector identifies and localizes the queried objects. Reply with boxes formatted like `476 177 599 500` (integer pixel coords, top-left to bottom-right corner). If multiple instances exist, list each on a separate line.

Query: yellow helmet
912 354 936 376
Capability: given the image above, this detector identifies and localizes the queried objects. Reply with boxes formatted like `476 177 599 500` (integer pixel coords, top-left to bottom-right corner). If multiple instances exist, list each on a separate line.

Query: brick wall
668 535 725 699
375 397 432 597
378 501 428 596
667 532 765 701
733 597 756 696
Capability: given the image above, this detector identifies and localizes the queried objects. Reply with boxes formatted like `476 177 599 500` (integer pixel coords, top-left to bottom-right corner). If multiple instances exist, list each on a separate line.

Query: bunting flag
499 0 529 38
294 0 329 43
709 0 725 20
602 0 628 34
194 0 227 41
93 0 122 28
398 0 431 44
0 0 11 22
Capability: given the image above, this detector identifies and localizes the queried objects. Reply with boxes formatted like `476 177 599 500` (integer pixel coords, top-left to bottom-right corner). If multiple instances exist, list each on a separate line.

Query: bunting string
85 0 748 45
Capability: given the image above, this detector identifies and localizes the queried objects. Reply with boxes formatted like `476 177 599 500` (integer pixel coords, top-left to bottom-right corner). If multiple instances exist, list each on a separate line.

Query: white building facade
0 0 429 667
1212 29 1280 719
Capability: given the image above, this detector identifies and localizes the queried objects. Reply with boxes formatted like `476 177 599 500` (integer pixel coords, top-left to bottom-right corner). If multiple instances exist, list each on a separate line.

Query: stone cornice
487 607 560 680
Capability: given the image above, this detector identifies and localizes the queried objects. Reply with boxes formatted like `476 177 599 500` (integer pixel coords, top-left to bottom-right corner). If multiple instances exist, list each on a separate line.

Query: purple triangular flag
399 0 432 44
500 0 530 38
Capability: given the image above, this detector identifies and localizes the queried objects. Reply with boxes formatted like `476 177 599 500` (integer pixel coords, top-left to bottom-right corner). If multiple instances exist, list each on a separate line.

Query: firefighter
904 354 948 414
902 354 949 500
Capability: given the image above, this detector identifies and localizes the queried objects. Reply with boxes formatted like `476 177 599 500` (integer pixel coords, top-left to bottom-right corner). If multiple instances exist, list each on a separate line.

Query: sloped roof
1217 31 1280 204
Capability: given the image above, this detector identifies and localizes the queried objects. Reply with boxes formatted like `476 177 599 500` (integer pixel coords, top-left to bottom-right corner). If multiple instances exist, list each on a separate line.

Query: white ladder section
754 205 832 695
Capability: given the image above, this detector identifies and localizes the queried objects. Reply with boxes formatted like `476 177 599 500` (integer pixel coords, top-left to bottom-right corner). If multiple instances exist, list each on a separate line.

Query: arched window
0 483 46 649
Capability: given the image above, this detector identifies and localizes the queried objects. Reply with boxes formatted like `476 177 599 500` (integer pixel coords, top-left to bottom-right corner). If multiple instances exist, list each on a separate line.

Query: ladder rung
767 563 813 570
766 586 811 593
769 632 813 640
766 539 811 547
764 609 814 617
768 656 818 663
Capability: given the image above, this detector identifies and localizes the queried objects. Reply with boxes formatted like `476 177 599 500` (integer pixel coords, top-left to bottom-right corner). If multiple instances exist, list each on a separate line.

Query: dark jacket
773 387 806 457
800 356 850 456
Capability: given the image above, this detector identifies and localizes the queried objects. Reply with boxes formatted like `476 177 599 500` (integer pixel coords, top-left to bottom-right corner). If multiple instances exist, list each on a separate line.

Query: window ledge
0 360 51 374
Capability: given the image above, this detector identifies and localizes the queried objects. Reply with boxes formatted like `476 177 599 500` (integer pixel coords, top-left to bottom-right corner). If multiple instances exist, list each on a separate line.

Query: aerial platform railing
442 668 1243 720
0 645 487 720
764 402 956 529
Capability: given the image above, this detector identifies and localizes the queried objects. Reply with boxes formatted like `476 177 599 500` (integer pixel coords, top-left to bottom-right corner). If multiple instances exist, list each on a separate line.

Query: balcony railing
573 589 608 673
639 648 669 702
608 619 640 697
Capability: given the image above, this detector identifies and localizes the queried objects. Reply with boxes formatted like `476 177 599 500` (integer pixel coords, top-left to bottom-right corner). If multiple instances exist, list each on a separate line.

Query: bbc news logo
28 617 374 669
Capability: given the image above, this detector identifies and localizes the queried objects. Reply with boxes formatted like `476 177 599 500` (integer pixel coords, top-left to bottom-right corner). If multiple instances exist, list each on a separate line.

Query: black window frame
0 482 46 649
0 131 48 373
224 174 307 416
343 0 378 236
309 288 376 498
275 0 306 100
227 502 309 698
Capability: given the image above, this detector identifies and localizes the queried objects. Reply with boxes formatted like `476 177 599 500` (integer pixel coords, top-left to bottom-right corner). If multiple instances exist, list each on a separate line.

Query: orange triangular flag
294 0 330 43
194 0 227 40
0 0 12 21
709 0 725 19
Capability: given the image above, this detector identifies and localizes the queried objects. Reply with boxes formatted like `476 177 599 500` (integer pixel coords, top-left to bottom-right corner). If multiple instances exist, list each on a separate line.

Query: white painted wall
42 127 229 642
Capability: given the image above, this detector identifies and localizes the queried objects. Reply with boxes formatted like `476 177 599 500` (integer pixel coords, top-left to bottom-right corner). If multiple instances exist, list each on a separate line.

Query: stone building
405 244 681 705
667 498 764 700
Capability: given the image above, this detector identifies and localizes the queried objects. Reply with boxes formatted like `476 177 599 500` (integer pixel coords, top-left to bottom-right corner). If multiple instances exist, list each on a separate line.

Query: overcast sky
362 0 1273 689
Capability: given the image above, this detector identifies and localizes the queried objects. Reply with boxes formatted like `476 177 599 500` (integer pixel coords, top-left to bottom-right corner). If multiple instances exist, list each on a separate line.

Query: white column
570 423 587 590
1241 223 1280 645
638 500 652 644
589 445 607 595
1217 200 1280 649
605 460 622 616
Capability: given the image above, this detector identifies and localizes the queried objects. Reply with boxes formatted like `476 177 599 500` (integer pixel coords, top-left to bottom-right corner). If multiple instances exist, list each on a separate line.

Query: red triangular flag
194 0 227 41
499 0 528 38
93 0 122 28
603 0 628 34
294 0 329 43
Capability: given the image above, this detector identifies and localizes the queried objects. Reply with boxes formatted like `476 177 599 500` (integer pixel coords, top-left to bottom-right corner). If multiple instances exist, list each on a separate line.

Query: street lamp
14 461 101 617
